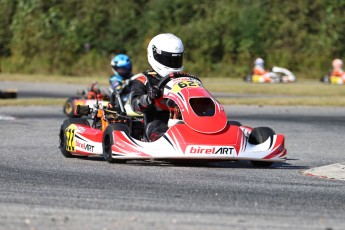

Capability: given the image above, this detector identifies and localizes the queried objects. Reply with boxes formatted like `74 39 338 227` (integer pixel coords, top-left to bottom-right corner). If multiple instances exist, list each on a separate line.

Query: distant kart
244 66 296 83
320 75 345 84
63 82 110 118
59 72 287 167
0 89 17 99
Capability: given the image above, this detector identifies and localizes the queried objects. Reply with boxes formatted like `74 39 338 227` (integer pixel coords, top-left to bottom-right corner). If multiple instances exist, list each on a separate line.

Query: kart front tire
248 127 275 145
321 75 330 84
227 121 242 126
59 118 90 158
248 127 276 168
243 75 252 82
103 124 129 163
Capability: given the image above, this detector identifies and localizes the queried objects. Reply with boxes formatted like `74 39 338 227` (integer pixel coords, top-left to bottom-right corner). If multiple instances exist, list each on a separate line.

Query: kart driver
330 58 345 78
253 58 276 83
109 54 133 95
130 33 184 142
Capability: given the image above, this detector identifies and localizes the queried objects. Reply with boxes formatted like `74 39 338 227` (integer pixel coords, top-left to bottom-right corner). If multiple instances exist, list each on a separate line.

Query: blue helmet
111 54 132 79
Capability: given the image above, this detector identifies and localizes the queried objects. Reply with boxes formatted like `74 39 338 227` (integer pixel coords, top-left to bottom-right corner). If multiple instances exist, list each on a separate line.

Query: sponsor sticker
186 145 236 156
76 139 94 152
78 126 86 133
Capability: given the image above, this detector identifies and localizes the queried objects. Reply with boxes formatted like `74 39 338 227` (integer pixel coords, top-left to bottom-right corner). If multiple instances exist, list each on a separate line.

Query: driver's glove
147 86 161 104
124 79 131 86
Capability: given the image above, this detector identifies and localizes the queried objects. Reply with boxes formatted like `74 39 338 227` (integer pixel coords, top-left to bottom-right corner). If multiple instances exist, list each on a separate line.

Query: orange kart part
86 91 105 100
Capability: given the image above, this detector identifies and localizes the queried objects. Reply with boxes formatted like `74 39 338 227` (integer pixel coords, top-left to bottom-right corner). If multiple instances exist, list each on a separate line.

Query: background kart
63 97 109 118
63 82 110 118
244 66 296 83
59 73 287 167
63 77 139 118
0 89 17 99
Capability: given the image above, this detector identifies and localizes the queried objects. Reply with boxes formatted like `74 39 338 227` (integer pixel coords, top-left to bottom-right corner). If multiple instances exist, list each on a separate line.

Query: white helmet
332 59 343 69
255 58 264 66
147 33 184 77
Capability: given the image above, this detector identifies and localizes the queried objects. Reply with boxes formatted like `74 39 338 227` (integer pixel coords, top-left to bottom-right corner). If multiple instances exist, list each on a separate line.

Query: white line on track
0 115 15 120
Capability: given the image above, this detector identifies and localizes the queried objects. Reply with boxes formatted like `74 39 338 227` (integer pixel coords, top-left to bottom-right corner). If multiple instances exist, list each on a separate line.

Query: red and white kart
59 73 287 167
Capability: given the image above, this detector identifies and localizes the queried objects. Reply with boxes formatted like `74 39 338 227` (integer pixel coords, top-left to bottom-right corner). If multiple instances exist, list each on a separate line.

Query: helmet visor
115 67 131 79
152 45 183 68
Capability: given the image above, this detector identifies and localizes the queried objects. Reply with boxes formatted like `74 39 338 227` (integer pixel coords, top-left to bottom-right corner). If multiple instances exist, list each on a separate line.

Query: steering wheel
157 72 201 90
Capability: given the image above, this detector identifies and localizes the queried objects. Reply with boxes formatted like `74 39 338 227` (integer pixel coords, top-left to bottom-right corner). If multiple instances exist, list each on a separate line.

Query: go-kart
0 89 17 99
320 75 345 84
244 66 296 83
59 72 287 167
63 82 110 118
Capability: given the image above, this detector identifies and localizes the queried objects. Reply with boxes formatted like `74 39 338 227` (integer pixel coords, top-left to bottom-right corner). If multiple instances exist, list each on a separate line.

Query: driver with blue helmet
109 54 133 95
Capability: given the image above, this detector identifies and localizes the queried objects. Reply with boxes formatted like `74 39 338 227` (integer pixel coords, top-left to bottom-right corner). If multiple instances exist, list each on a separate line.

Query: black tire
320 75 330 84
248 127 276 168
63 98 81 118
248 127 275 145
250 161 274 167
227 121 242 126
102 124 129 163
243 75 252 82
59 118 90 158
77 105 90 116
0 89 17 99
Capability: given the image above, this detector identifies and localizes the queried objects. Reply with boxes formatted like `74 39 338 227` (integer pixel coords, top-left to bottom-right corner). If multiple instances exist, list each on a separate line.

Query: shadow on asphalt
80 156 308 170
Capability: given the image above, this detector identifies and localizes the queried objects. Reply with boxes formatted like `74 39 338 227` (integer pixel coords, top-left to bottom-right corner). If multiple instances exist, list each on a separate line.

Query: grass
0 98 66 106
1 73 345 107
202 78 345 97
218 97 345 107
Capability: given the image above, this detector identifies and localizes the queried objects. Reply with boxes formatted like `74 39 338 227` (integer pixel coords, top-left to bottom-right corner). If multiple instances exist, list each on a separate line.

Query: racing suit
109 73 133 102
253 65 273 83
253 65 281 83
130 71 169 141
329 67 345 84
253 65 268 75
330 68 345 77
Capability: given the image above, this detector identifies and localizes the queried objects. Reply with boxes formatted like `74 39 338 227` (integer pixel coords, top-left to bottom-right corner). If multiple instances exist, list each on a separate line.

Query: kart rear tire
102 124 129 163
63 98 81 118
59 118 90 158
248 127 276 168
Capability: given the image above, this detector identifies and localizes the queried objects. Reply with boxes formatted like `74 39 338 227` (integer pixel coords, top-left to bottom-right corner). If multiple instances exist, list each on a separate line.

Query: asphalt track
0 82 345 230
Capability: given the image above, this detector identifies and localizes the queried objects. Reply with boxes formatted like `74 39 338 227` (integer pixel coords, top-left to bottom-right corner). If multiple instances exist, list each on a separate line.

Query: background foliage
1 0 345 78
